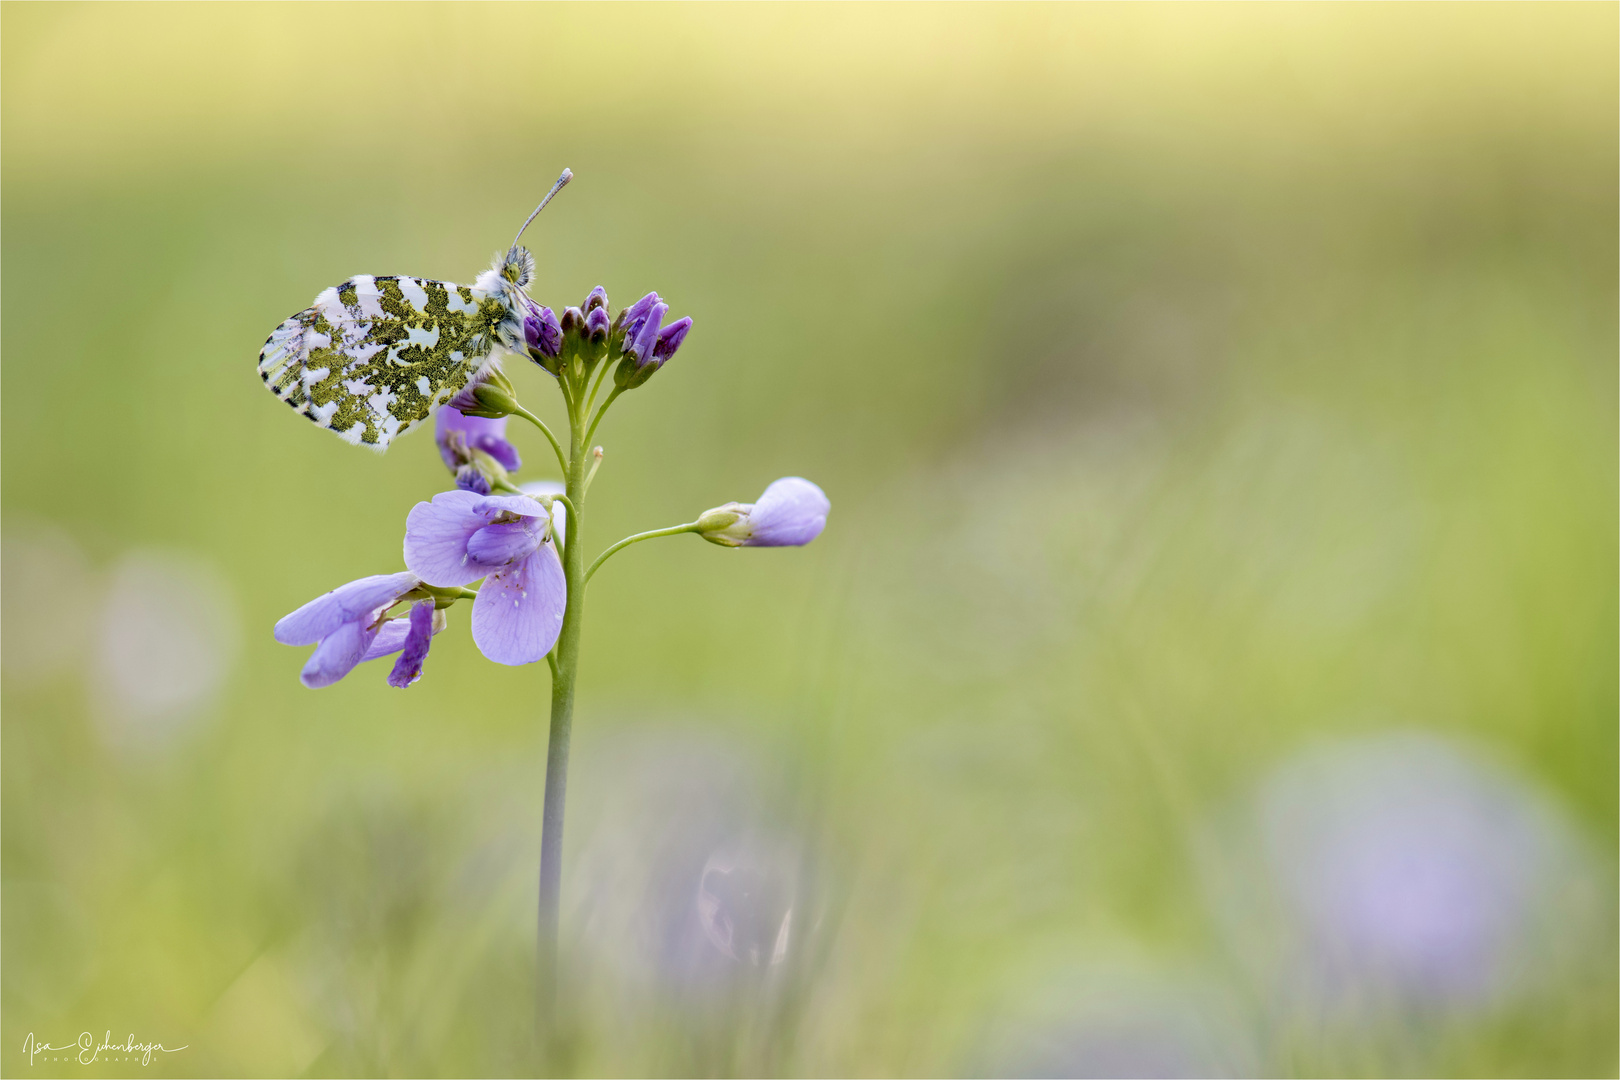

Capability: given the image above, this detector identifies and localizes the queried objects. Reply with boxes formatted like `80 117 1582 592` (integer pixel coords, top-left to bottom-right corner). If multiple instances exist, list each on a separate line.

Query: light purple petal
744 477 830 547
473 494 551 519
274 571 419 645
471 541 566 665
520 481 568 548
404 489 492 587
299 619 380 688
362 617 413 661
387 600 437 688
467 520 544 567
436 407 513 471
362 605 447 661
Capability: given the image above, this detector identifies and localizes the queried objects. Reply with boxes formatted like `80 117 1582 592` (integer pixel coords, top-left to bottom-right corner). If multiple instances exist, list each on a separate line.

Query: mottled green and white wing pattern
258 273 520 450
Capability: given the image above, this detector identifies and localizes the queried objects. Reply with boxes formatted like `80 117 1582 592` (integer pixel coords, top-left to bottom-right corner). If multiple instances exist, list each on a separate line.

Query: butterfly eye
502 245 536 288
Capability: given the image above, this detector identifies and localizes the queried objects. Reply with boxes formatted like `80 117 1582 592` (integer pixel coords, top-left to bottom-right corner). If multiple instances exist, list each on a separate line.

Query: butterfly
258 170 571 451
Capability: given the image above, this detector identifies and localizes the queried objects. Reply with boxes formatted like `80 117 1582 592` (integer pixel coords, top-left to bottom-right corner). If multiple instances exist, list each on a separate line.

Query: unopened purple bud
583 286 609 314
653 316 691 361
525 303 562 358
621 292 662 330
625 302 668 364
559 306 585 336
586 305 611 342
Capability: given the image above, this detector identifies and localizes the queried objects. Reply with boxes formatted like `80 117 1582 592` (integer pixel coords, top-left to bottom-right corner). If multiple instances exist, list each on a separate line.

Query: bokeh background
3 4 1615 1076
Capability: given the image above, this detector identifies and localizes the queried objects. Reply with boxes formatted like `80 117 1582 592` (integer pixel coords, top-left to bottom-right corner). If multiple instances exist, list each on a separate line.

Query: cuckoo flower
404 490 566 665
696 477 830 548
274 571 443 688
614 292 692 390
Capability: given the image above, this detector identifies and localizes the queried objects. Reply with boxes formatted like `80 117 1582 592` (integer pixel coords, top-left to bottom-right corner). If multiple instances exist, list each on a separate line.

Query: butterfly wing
258 274 517 450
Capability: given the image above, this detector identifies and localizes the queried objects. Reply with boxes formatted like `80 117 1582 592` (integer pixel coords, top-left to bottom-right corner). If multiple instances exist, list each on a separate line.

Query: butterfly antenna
511 168 573 250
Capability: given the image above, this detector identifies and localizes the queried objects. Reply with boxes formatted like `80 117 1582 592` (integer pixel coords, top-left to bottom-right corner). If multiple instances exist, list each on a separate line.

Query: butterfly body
259 253 532 450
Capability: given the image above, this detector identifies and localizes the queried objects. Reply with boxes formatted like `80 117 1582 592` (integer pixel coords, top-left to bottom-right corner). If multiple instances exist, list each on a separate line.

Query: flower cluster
277 470 569 685
520 285 692 392
274 283 828 691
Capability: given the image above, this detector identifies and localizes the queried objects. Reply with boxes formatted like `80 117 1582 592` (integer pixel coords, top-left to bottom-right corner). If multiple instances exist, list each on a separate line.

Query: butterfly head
501 245 536 288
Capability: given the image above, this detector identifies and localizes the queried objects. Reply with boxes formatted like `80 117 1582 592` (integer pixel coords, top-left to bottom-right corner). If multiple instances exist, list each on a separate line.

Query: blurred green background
3 4 1615 1076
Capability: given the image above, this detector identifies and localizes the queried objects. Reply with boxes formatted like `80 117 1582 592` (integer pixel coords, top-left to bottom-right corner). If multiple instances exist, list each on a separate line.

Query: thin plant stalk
537 381 590 1023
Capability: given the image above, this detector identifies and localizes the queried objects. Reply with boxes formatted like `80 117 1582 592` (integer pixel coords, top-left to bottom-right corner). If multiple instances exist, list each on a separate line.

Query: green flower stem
511 406 570 477
584 358 617 415
585 522 701 584
537 377 589 1028
583 387 623 449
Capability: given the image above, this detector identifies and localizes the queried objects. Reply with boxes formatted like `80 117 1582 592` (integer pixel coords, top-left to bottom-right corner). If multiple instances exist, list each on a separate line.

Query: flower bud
695 502 750 547
525 303 563 374
614 301 672 389
696 478 829 548
447 368 520 419
557 305 594 374
653 317 692 361
582 285 609 314
584 305 611 366
620 291 662 333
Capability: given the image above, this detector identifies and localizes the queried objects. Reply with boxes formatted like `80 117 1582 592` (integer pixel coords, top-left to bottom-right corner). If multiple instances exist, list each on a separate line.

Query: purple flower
695 477 830 548
403 490 566 665
275 571 427 688
1245 731 1592 1010
614 292 691 390
437 404 521 481
583 285 609 314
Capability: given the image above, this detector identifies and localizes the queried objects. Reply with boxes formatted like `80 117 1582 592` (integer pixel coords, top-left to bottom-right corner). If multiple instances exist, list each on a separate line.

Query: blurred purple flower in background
1249 731 1595 1008
974 961 1257 1079
568 729 807 994
404 491 565 665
